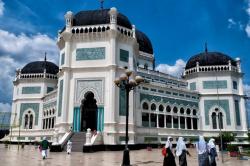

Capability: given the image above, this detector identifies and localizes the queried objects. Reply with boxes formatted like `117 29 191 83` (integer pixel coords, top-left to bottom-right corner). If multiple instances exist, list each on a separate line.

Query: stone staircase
69 132 86 152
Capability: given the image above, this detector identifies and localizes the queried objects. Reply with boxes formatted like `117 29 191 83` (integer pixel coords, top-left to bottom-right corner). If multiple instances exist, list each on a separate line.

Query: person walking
67 140 72 155
41 137 49 159
207 138 218 166
176 137 190 166
163 136 176 166
196 136 209 166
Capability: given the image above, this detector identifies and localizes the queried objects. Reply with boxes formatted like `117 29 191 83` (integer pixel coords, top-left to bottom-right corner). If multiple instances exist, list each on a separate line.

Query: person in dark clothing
41 137 49 159
163 136 176 166
208 138 218 166
175 137 191 166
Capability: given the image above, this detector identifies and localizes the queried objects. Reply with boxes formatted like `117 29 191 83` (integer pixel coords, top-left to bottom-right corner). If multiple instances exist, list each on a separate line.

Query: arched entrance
80 91 97 131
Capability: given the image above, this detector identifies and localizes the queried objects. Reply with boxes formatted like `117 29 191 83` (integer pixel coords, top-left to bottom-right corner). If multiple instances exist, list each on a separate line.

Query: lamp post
114 69 144 166
215 108 224 163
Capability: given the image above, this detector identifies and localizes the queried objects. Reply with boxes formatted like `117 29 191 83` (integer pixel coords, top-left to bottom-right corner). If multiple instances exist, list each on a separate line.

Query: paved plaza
0 144 249 166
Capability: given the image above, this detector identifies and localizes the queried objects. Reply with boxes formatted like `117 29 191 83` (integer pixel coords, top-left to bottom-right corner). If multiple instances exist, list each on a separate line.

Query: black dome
73 9 132 29
135 30 153 54
185 52 237 70
21 61 59 74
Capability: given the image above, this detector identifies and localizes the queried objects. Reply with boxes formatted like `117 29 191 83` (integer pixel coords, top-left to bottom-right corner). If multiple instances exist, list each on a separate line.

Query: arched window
24 114 28 129
166 106 171 112
159 105 164 112
193 109 197 116
186 108 191 115
142 102 149 110
29 114 33 129
212 112 217 129
219 112 223 129
151 103 156 111
173 107 178 113
180 108 184 114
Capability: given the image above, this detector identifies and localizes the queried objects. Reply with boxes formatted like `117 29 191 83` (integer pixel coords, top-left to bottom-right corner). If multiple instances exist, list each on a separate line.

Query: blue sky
0 0 250 112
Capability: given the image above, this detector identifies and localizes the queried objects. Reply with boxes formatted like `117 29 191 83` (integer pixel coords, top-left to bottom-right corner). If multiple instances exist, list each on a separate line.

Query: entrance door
80 91 97 131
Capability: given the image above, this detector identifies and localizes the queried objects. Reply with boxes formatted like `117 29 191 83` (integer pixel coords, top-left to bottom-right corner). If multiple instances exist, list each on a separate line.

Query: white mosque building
4 7 248 150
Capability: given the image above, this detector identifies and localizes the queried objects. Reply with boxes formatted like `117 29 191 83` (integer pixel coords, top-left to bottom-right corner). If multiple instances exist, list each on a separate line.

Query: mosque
4 7 248 150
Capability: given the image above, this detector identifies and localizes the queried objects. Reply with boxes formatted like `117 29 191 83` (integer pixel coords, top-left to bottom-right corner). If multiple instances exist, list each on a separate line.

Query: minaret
64 11 74 32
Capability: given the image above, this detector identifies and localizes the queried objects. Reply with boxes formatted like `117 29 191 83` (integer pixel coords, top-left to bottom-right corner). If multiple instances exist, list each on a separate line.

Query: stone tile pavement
0 144 249 166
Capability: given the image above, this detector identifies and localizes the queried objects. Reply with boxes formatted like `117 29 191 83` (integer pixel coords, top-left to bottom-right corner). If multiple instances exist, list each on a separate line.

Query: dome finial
205 42 208 53
44 52 47 62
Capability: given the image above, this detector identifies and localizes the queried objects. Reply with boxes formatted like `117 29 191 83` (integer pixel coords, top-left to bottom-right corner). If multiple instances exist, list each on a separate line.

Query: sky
0 0 250 113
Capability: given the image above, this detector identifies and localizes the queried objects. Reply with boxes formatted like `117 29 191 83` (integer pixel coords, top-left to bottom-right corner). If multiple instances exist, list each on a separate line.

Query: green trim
43 101 57 110
61 53 65 65
58 79 64 117
234 100 241 126
203 80 227 89
22 86 41 94
28 137 35 140
120 49 129 62
76 47 105 60
140 93 198 107
190 82 196 90
46 87 54 93
144 137 158 143
20 103 39 125
119 88 126 116
204 100 230 125
17 137 26 140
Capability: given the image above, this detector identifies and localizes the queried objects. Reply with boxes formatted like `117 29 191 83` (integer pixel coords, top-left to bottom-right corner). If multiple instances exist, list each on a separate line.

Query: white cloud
245 24 250 37
0 0 4 16
228 18 244 30
0 103 11 112
0 29 59 106
228 18 236 28
244 84 250 97
245 0 250 37
155 59 186 78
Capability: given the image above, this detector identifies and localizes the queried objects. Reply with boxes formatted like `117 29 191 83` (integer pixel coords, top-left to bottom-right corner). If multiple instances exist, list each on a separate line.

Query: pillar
185 117 187 129
164 115 166 128
178 116 180 129
191 118 193 130
171 116 173 128
156 114 159 128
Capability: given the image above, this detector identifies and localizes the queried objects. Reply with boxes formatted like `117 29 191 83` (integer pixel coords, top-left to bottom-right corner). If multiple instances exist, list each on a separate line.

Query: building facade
5 7 248 145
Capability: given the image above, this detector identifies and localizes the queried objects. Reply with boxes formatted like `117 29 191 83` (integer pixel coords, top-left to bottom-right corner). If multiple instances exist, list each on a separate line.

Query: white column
164 115 166 128
156 114 159 128
185 117 187 129
171 116 173 128
191 118 193 130
149 113 151 127
178 116 180 129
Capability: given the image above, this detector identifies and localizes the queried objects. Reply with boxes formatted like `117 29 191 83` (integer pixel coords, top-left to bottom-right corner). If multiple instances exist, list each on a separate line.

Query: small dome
21 61 59 74
135 29 153 54
73 9 132 29
185 52 236 70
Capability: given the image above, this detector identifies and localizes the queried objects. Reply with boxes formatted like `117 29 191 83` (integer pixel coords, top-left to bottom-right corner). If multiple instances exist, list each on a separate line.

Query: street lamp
114 69 144 166
215 107 224 163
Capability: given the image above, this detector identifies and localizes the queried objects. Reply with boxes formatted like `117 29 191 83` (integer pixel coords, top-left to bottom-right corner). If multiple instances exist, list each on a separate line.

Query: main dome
135 30 153 54
21 61 59 74
185 52 237 70
73 9 132 29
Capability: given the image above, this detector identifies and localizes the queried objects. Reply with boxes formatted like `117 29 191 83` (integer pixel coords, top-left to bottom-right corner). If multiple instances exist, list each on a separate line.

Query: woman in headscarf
176 137 190 166
196 136 209 166
207 138 218 166
163 136 176 166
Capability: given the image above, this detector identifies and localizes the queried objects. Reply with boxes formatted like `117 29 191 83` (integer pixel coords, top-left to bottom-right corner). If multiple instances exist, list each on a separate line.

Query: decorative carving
75 80 104 105
20 103 39 125
76 47 105 61
204 100 231 125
